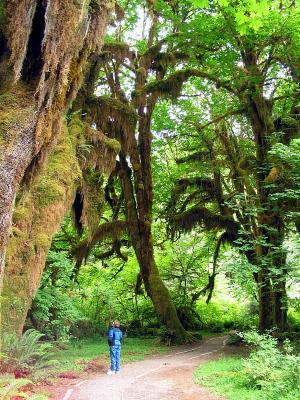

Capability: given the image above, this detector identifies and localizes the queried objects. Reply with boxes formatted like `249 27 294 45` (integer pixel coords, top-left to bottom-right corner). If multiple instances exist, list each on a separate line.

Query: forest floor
43 335 244 400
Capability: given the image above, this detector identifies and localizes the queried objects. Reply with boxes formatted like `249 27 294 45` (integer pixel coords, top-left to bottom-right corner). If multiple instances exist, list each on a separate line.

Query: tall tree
153 0 300 331
72 1 190 341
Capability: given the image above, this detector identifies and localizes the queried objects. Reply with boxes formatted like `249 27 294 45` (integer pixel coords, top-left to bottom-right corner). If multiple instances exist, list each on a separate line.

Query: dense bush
196 331 300 400
242 331 300 398
288 303 300 332
196 299 257 332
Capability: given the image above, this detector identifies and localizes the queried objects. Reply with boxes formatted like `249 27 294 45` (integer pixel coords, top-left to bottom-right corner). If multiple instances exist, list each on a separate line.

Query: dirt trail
60 335 231 400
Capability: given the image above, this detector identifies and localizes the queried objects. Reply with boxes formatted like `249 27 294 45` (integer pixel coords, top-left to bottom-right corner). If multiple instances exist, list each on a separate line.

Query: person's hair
113 320 120 328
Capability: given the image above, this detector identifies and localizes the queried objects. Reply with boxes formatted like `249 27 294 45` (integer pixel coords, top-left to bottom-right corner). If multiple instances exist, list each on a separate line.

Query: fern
1 329 53 372
0 378 49 399
0 378 31 400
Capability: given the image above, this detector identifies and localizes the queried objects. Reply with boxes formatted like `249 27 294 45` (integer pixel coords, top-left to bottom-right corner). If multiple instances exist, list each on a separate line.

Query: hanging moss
0 85 35 141
33 125 81 207
264 166 282 184
170 206 239 235
73 220 127 266
151 51 189 73
133 70 192 101
101 42 136 63
6 0 37 82
87 95 138 125
81 168 104 232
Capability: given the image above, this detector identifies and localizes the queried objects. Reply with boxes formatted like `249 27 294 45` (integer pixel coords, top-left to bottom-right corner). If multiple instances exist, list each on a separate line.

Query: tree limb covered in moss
86 95 138 123
72 220 127 269
132 68 236 100
168 177 220 211
176 151 211 164
169 206 239 234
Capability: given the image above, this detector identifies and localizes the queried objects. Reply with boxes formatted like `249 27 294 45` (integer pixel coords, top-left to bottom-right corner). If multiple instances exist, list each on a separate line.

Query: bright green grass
194 356 300 400
51 336 168 372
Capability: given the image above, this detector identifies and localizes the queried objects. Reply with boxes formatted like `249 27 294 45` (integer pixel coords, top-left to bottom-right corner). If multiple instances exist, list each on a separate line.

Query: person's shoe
115 371 120 375
107 370 115 375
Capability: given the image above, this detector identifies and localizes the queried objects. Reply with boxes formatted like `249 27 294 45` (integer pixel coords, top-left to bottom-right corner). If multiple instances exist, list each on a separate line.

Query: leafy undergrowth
195 332 300 400
195 356 300 400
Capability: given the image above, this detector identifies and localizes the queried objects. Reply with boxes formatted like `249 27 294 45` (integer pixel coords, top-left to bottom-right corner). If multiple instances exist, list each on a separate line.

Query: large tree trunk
0 85 37 291
273 280 288 331
258 270 274 332
0 0 113 329
240 50 289 332
1 123 81 335
119 158 187 343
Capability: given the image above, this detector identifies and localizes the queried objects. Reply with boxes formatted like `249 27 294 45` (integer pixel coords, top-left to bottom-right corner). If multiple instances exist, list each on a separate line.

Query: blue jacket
108 326 123 346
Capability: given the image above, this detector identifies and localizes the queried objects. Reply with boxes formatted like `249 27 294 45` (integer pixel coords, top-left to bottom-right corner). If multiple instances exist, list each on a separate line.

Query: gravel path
63 335 228 400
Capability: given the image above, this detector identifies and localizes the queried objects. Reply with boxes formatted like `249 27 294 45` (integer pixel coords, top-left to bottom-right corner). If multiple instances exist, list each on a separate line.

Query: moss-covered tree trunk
0 0 114 331
0 86 37 291
119 156 187 343
1 124 81 335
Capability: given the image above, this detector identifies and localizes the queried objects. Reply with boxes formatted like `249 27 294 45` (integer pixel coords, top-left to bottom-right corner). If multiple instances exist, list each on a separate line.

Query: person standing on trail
107 320 123 375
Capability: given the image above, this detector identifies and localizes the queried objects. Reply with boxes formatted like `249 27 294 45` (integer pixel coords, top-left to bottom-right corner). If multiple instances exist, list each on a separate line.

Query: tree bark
0 86 37 292
273 280 288 331
1 123 81 335
258 270 273 332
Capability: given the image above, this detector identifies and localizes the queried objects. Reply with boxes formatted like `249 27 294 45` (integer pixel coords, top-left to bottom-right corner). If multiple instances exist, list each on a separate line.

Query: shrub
158 327 175 345
241 331 300 398
226 331 244 345
196 299 257 332
0 329 53 373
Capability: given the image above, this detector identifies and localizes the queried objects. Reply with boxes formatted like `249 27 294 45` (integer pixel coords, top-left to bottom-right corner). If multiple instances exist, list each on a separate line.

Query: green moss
11 227 26 238
35 177 66 206
0 92 16 106
34 124 81 208
13 206 31 223
6 231 22 259
104 137 121 153
68 115 85 146
34 233 51 249
0 88 35 140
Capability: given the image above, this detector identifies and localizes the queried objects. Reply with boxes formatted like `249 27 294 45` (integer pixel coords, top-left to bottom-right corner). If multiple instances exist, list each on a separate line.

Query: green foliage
195 332 300 400
30 251 84 340
0 329 53 373
241 331 300 398
27 0 300 349
196 299 257 332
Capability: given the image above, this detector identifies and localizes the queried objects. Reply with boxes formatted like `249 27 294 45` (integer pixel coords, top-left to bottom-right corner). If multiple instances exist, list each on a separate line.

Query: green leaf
250 17 263 32
217 0 230 6
192 0 210 8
